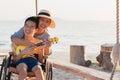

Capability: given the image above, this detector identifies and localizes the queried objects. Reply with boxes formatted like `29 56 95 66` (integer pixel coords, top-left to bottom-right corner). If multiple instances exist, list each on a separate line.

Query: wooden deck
47 59 120 80
0 54 120 80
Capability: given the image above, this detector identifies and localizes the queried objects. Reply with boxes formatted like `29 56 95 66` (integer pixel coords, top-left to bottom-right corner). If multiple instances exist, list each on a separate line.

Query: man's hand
20 46 36 55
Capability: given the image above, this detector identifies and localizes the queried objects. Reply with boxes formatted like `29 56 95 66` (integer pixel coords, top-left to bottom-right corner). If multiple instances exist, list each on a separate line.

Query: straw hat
37 9 56 28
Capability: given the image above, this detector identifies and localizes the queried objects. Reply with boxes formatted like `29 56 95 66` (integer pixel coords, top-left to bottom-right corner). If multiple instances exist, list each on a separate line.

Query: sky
0 0 116 21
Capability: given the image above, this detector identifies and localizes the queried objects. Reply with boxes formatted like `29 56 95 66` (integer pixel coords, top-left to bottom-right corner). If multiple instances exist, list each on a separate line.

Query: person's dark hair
24 16 39 29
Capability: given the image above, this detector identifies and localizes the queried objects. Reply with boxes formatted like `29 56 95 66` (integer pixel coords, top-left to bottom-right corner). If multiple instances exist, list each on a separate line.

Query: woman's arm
44 47 51 55
44 40 52 55
11 27 24 40
12 37 35 46
11 27 35 46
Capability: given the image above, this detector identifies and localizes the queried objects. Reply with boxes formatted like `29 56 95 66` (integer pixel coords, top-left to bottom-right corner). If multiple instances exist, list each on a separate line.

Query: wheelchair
0 51 53 80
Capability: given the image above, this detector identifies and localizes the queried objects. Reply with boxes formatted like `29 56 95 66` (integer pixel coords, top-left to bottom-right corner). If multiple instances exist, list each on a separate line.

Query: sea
0 19 116 55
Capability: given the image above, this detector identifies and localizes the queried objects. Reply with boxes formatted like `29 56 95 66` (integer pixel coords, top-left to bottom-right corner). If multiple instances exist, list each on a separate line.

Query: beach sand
0 50 120 80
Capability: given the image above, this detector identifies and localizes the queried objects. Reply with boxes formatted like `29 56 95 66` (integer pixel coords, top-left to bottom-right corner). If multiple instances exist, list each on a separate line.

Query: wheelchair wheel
0 56 12 80
0 58 6 80
4 56 12 80
46 63 53 80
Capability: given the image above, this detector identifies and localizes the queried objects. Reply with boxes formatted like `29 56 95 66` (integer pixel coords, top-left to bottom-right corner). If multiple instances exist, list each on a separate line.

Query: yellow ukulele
15 37 59 58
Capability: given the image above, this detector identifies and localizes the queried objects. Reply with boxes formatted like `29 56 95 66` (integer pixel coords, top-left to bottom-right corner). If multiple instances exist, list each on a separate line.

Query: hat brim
37 15 55 28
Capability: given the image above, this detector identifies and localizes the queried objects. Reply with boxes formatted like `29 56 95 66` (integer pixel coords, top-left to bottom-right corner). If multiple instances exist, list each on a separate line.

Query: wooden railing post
70 45 91 67
96 43 113 70
70 45 85 65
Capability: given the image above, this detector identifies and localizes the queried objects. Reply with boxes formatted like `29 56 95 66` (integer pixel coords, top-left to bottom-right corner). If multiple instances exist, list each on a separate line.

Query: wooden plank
0 55 7 57
47 59 119 80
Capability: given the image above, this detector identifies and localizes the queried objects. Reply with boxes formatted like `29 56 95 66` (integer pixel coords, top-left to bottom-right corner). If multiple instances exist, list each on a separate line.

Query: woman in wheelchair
12 16 47 80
